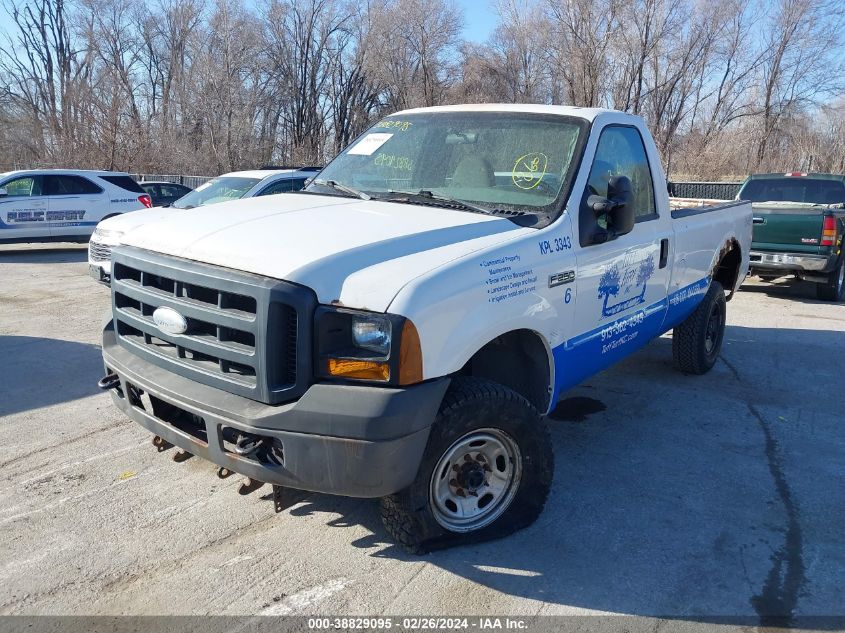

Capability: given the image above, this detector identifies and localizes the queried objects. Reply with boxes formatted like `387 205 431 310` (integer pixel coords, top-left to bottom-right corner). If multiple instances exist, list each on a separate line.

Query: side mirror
0 187 7 198
584 175 634 243
607 175 635 235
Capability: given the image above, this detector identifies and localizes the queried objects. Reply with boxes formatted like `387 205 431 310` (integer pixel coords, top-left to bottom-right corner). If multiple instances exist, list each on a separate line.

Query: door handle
752 217 765 225
659 238 669 269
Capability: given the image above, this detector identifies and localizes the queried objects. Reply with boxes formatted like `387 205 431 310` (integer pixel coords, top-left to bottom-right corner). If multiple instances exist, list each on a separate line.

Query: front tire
816 257 845 301
672 280 726 375
380 377 553 553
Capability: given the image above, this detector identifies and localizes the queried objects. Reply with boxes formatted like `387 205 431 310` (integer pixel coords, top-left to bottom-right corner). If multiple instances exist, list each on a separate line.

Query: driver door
568 125 670 382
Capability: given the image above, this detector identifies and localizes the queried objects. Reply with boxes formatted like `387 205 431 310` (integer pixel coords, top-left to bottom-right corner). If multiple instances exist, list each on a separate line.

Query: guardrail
667 181 742 200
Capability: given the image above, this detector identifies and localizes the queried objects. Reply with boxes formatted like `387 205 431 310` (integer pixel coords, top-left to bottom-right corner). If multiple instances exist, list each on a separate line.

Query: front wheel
672 280 726 375
816 257 845 301
380 377 553 553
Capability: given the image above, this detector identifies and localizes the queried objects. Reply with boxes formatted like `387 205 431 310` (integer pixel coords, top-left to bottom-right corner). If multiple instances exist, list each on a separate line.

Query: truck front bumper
749 251 831 273
102 325 449 498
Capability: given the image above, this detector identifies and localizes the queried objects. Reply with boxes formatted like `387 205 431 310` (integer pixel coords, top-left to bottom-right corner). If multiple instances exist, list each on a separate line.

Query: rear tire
380 377 553 554
672 281 726 375
815 257 845 301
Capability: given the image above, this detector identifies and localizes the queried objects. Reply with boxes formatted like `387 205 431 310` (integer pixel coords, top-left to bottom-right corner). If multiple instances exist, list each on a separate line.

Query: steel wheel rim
704 302 723 355
429 428 523 533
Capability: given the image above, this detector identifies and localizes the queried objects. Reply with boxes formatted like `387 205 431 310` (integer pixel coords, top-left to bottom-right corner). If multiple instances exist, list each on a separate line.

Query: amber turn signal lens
398 319 423 385
327 358 390 381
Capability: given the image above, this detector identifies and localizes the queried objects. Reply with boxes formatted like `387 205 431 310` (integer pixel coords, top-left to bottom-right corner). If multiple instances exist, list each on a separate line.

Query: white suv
0 170 152 244
88 168 319 282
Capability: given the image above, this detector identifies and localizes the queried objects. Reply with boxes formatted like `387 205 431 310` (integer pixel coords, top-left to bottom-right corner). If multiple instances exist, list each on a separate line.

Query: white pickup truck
99 105 751 552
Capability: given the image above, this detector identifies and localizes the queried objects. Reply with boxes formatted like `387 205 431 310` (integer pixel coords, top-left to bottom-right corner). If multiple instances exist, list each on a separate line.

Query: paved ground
0 243 843 624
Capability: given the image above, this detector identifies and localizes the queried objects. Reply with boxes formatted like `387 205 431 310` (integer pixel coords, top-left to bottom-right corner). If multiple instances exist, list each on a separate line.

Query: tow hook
152 435 173 452
238 477 265 495
233 434 263 457
97 373 120 391
172 449 192 463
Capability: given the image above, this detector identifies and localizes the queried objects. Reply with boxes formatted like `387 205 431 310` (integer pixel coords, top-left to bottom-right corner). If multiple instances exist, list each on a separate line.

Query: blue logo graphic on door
597 254 655 318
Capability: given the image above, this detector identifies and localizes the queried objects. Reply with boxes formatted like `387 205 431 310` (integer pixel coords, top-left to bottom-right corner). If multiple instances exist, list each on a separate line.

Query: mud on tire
380 377 553 554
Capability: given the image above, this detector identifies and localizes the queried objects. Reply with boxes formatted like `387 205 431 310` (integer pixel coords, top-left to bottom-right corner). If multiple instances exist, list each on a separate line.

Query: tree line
0 0 843 179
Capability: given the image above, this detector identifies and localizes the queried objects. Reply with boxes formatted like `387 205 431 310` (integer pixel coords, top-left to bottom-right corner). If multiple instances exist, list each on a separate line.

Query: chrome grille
111 246 316 404
89 241 112 263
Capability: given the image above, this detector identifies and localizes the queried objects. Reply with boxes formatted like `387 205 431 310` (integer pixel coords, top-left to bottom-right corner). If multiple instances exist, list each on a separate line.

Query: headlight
351 315 391 355
93 228 124 241
315 307 422 385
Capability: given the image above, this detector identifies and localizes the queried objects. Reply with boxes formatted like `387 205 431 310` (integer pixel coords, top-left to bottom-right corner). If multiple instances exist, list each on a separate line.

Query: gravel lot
1 243 843 624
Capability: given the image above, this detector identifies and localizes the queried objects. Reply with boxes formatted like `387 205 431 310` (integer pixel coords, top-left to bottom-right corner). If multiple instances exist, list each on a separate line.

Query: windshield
310 112 588 217
739 177 845 205
171 176 260 209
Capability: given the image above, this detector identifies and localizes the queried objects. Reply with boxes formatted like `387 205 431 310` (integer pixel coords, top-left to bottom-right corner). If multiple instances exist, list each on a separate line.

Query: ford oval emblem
152 306 188 335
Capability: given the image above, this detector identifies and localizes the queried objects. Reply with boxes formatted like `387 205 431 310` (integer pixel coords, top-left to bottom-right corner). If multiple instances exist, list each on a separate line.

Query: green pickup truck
739 172 845 301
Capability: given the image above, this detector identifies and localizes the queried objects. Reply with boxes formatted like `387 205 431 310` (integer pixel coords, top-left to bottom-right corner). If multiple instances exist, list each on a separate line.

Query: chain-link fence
132 174 214 189
667 181 743 200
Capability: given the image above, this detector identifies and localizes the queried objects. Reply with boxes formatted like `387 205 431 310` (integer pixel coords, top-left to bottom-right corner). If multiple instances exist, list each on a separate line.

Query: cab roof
393 103 628 123
0 169 131 178
746 172 845 181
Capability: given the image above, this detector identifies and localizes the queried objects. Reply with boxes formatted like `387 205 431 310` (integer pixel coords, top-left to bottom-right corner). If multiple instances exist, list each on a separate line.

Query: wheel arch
455 328 554 414
711 238 743 300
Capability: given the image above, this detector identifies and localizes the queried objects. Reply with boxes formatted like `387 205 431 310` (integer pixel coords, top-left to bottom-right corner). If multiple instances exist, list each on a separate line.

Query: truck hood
99 206 174 233
120 193 532 311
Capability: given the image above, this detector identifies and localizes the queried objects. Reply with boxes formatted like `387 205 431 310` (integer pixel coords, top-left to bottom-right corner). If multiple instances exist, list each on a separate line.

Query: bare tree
755 0 845 167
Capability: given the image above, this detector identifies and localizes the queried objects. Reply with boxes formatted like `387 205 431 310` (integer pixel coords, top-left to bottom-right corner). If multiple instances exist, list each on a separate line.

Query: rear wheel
380 377 553 553
816 257 845 301
672 281 726 375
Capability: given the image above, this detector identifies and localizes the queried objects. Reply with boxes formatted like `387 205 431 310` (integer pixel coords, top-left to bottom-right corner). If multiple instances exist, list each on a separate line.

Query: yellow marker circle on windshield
512 152 549 190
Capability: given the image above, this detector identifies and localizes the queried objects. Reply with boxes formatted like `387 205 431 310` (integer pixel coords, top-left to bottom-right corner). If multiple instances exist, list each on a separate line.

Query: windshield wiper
311 178 371 200
385 190 497 215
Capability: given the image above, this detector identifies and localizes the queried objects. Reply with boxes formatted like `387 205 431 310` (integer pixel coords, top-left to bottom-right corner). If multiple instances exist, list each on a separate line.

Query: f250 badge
549 270 575 288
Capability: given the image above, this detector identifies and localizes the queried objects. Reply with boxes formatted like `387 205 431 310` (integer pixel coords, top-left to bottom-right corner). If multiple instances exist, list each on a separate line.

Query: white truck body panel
116 106 751 412
89 169 318 276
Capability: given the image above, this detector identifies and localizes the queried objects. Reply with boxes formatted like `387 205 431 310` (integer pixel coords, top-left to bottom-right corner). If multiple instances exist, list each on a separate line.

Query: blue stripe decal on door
550 277 711 404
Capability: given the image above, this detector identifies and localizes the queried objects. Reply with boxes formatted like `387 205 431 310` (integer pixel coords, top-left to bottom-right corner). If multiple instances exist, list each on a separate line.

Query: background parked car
139 181 193 207
0 170 152 244
88 166 320 282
